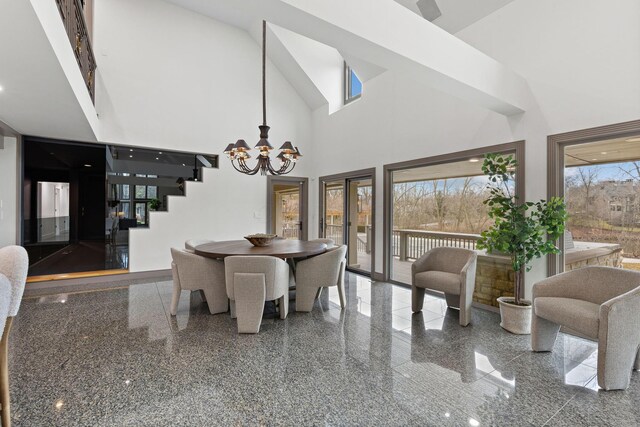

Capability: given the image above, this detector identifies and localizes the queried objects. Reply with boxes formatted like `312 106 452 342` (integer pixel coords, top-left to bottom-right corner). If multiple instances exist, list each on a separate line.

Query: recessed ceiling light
84 164 92 167
468 158 480 163
129 155 133 158
626 137 640 143
55 400 64 410
155 157 159 160
592 158 597 161
182 163 186 166
158 151 163 154
129 148 133 152
600 151 607 155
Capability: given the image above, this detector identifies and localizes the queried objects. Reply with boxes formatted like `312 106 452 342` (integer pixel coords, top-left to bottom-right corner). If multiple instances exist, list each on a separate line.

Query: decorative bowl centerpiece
244 233 278 247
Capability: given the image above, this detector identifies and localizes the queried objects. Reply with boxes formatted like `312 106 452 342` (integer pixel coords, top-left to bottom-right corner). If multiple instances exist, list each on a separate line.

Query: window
122 184 130 200
344 62 362 104
384 142 524 284
147 186 157 199
135 202 147 225
135 185 146 199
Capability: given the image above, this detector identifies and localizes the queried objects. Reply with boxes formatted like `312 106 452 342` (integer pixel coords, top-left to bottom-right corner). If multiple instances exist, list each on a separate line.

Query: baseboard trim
24 269 172 298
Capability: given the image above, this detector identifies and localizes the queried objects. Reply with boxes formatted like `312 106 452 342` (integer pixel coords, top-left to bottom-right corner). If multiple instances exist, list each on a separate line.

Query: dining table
193 239 327 260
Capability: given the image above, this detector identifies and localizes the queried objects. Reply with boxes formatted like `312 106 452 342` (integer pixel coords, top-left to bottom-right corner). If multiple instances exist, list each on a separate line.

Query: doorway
319 169 375 276
267 177 309 240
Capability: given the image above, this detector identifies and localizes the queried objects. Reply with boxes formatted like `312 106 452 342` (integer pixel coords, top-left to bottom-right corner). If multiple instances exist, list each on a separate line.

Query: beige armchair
225 256 290 333
170 248 228 316
532 266 640 390
295 245 347 312
0 245 28 427
411 247 478 326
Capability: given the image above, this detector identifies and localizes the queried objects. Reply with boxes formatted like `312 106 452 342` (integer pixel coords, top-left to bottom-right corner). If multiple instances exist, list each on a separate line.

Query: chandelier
224 20 302 176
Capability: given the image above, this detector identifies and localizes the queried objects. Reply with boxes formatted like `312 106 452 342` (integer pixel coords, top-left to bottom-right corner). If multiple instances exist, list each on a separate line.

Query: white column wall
0 137 18 248
308 0 640 297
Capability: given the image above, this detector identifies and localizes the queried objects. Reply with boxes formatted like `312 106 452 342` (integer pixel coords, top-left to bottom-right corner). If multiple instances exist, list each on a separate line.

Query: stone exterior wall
473 255 514 308
565 247 623 271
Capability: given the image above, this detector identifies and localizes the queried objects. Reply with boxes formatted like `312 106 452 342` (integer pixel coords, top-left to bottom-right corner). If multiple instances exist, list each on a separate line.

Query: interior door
267 177 308 240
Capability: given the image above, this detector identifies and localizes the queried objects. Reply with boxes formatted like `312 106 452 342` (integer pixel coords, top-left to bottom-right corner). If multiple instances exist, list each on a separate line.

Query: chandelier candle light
224 20 302 176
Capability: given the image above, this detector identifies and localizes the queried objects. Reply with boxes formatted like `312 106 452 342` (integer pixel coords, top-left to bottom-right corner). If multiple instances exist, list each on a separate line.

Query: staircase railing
55 0 97 103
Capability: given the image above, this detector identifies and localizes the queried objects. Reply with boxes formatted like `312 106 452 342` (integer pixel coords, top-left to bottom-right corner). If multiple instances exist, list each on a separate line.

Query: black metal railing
55 0 97 103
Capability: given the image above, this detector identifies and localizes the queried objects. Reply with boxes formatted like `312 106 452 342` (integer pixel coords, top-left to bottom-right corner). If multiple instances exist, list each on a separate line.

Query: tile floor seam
540 394 577 426
153 282 173 329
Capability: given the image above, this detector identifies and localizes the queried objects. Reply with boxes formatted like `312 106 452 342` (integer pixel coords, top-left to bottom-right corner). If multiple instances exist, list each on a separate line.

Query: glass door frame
266 176 309 241
547 119 640 276
318 168 376 277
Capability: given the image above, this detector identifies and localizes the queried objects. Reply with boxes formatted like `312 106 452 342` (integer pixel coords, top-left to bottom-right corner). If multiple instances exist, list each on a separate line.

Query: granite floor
8 273 640 426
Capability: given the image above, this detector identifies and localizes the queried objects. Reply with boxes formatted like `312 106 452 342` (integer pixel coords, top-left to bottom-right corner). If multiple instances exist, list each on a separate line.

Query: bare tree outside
565 163 640 265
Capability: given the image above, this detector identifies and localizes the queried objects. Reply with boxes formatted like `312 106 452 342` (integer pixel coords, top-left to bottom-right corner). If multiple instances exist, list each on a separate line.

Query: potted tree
477 153 567 334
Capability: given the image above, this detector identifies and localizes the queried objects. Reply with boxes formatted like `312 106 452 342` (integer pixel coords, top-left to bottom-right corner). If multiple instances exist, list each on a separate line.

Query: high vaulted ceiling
165 0 530 116
394 0 516 34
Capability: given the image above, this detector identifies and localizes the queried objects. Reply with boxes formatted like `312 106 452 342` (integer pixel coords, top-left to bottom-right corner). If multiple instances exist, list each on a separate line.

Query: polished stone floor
9 273 640 426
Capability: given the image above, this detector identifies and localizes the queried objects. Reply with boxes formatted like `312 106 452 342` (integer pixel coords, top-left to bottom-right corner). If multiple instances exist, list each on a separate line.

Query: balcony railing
392 229 480 261
56 0 97 103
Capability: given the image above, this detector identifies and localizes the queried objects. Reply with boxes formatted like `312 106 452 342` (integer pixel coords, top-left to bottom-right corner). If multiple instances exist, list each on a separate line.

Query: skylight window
344 62 362 104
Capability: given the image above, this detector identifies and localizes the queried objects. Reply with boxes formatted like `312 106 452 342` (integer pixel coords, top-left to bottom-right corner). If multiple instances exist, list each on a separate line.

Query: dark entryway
22 137 113 276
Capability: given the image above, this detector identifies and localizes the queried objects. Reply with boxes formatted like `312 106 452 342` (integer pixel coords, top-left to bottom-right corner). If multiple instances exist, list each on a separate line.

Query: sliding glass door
320 169 375 276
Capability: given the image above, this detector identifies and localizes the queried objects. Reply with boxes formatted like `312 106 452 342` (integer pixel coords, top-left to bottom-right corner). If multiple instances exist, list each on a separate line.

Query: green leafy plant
477 153 567 306
149 198 161 211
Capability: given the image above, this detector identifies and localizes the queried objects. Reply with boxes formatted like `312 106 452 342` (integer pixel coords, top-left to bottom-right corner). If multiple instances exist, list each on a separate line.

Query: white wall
92 0 312 271
0 137 18 248
308 0 640 295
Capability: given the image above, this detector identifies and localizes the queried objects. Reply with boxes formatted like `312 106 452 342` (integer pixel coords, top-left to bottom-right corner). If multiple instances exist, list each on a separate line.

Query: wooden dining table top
194 239 327 259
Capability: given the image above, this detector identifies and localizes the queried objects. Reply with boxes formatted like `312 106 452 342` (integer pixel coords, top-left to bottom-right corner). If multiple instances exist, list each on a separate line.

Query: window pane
120 202 130 219
135 185 146 199
122 184 130 200
135 203 147 225
147 186 157 199
350 70 362 98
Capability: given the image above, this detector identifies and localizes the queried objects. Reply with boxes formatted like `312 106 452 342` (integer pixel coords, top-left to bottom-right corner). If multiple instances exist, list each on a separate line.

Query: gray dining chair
310 238 335 248
0 245 28 427
296 245 347 311
170 248 228 315
185 239 215 252
225 256 290 333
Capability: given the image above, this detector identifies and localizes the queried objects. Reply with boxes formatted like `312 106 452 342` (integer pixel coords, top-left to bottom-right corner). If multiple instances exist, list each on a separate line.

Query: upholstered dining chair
309 238 335 248
411 247 478 326
170 248 228 316
532 266 640 390
295 245 347 312
0 245 28 427
224 256 290 333
184 239 215 252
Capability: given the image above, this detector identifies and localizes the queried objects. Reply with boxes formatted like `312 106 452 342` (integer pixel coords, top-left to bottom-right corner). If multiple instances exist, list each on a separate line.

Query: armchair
532 266 640 390
295 245 347 312
411 247 478 326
